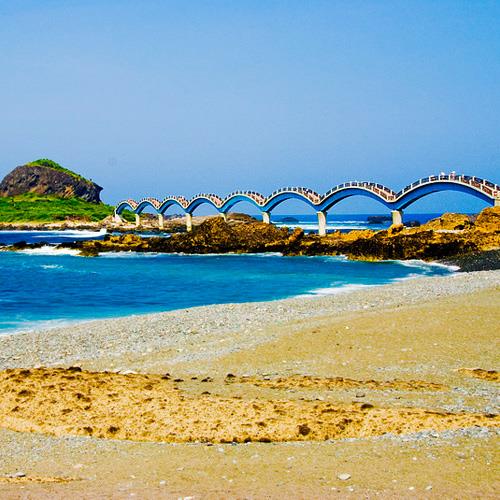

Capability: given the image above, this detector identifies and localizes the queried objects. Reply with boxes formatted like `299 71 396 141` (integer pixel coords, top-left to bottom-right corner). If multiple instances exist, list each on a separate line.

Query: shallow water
0 250 453 333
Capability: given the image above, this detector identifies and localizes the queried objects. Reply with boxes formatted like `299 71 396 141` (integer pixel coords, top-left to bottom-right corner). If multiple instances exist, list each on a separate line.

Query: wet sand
0 270 499 498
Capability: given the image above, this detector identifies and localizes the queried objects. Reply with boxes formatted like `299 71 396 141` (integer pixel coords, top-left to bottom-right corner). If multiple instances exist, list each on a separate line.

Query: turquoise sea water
0 243 453 333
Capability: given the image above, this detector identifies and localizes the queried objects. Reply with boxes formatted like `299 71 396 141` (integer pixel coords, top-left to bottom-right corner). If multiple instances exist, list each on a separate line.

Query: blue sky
0 1 499 213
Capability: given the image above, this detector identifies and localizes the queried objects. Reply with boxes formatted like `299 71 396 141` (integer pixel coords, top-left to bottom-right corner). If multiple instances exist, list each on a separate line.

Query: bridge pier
495 199 500 207
158 213 164 229
262 211 271 224
317 211 327 236
391 209 403 226
220 212 228 222
135 214 141 228
186 212 193 232
113 212 123 225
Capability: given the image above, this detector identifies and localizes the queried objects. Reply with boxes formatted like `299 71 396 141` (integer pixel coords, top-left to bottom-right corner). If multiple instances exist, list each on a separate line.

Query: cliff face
0 162 102 203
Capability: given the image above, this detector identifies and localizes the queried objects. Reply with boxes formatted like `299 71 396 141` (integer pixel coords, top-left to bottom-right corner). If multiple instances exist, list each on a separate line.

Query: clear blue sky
1 0 499 214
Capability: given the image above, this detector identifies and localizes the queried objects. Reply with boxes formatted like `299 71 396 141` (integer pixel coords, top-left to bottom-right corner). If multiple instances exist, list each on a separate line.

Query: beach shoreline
0 270 498 498
1 269 498 370
0 253 458 337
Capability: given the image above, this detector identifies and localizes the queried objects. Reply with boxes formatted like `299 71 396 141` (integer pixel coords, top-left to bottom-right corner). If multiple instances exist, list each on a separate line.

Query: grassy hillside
25 159 93 184
0 194 133 223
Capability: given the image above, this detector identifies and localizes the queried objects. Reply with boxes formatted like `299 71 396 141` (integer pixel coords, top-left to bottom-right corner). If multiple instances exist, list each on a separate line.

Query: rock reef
60 206 500 264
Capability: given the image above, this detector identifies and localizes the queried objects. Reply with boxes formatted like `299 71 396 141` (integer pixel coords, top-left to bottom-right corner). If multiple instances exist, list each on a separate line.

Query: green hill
0 193 135 223
0 194 114 222
25 159 92 184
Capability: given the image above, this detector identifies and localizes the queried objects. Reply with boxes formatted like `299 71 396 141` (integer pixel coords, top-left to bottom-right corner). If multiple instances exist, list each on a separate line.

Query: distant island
0 158 102 202
0 159 134 225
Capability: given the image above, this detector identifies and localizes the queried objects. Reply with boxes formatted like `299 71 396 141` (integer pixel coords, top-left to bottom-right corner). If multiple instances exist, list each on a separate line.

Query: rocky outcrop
293 208 499 261
64 218 294 256
54 206 500 264
421 212 473 231
0 160 102 203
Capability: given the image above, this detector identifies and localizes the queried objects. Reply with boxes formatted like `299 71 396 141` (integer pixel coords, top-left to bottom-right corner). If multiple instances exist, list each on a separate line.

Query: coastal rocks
423 212 473 231
11 206 500 265
443 249 500 272
287 207 500 261
0 159 102 203
474 206 500 232
286 228 478 261
67 217 294 255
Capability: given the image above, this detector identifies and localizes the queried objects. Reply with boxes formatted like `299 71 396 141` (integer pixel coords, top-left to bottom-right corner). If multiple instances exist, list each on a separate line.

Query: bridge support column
220 212 228 222
135 214 141 228
113 212 123 225
262 211 271 224
495 199 500 207
158 213 164 229
391 210 403 226
317 211 327 236
186 212 193 232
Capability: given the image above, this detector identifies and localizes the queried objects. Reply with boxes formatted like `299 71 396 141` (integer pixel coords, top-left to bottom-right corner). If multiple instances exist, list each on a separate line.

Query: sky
0 0 499 214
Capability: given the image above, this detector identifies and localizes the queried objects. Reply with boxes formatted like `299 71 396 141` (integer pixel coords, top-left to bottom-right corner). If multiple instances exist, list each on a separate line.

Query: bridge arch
219 193 264 213
186 195 223 214
115 200 138 214
263 189 320 212
394 179 496 210
318 187 393 211
158 197 188 214
135 198 161 214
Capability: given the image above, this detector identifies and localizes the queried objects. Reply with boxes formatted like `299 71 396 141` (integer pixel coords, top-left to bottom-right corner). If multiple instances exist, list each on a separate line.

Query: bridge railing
266 186 321 203
323 181 395 201
396 174 500 198
223 190 266 204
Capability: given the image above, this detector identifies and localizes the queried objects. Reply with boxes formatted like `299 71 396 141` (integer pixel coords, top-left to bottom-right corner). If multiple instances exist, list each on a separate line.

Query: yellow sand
0 284 498 498
0 368 497 444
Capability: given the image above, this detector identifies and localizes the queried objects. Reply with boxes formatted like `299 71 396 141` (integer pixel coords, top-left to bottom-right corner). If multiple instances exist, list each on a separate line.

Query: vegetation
25 159 93 184
0 194 134 223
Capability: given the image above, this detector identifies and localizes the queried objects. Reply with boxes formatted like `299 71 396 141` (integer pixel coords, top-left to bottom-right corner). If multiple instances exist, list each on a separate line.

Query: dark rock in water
367 215 391 224
78 246 100 257
6 241 47 251
281 217 300 224
405 220 421 227
442 249 500 272
10 240 29 250
0 159 102 203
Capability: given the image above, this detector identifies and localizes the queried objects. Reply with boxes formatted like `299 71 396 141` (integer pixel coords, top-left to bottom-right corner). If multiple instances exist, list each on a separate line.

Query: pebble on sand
337 473 351 481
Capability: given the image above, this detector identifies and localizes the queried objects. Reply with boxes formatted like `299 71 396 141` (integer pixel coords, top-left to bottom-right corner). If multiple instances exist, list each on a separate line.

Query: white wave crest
275 223 371 231
36 229 107 238
1 229 106 238
19 246 80 256
397 259 459 272
0 318 85 336
306 283 376 296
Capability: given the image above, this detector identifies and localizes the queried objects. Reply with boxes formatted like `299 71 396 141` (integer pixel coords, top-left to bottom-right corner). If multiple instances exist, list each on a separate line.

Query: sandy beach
0 270 499 498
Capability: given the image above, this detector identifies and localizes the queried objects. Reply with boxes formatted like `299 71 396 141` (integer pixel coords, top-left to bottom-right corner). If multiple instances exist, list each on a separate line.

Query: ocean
0 213 455 333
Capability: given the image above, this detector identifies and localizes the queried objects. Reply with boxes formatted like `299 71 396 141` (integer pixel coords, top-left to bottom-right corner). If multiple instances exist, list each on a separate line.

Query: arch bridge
115 173 500 235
